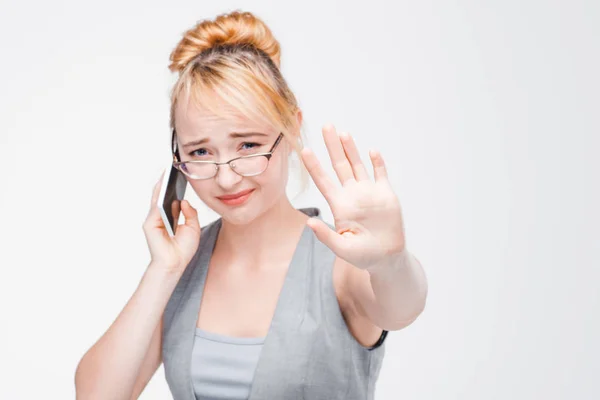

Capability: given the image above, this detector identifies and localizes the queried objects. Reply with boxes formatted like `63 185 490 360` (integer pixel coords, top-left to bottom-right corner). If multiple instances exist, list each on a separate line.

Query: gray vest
162 207 387 399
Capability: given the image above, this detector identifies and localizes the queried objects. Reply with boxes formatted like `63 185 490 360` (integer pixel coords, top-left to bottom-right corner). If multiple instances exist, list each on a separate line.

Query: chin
207 199 261 226
217 209 255 225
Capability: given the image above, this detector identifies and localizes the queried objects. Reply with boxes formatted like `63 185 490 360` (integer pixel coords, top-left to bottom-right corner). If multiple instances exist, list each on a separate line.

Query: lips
216 189 255 200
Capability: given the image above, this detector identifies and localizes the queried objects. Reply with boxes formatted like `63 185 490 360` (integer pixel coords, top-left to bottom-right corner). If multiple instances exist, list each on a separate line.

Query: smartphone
157 164 188 237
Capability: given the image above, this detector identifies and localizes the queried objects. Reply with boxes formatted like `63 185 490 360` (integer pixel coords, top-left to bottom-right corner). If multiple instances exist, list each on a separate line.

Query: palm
300 124 406 270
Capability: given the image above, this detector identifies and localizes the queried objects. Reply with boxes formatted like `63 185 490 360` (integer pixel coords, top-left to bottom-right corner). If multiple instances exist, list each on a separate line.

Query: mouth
216 189 255 206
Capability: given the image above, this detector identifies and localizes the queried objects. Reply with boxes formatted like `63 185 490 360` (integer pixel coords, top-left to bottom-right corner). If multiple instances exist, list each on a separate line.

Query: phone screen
160 165 187 236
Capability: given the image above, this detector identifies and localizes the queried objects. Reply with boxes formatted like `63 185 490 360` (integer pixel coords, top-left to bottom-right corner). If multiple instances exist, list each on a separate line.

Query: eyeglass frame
171 129 284 180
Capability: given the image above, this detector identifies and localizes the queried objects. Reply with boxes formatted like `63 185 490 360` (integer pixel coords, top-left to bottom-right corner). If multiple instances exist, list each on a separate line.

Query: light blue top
191 328 265 400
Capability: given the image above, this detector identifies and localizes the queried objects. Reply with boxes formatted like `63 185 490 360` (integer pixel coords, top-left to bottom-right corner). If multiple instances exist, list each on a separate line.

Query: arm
344 249 428 331
299 125 427 330
129 318 163 400
74 263 182 400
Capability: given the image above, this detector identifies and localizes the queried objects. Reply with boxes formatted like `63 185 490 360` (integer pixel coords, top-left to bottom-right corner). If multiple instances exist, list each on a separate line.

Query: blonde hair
168 10 309 194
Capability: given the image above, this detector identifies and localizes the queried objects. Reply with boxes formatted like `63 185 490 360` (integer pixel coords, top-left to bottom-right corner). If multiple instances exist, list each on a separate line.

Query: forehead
174 91 273 141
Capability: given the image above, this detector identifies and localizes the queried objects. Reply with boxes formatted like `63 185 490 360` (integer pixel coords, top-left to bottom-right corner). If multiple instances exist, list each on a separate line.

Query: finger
180 200 200 232
339 132 369 181
151 170 166 209
300 147 337 203
369 150 388 181
171 200 181 225
306 217 349 255
322 124 355 185
146 172 166 225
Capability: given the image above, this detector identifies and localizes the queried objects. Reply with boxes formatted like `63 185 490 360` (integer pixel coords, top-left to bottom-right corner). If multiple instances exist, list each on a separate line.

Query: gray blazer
161 207 387 399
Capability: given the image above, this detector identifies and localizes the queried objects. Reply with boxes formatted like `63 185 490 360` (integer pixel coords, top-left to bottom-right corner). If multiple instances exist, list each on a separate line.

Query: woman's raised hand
142 171 201 273
300 124 406 271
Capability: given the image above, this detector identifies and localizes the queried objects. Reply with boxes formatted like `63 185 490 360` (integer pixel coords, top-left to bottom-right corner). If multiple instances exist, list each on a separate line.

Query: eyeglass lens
179 155 269 179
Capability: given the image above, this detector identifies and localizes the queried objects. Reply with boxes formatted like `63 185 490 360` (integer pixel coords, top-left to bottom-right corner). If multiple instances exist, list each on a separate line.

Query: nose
214 162 243 189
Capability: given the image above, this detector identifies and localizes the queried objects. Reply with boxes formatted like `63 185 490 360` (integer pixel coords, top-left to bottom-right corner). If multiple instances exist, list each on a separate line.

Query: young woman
75 10 428 400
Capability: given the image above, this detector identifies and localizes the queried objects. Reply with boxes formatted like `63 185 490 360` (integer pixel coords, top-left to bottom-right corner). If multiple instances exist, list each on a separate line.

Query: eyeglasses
171 129 284 180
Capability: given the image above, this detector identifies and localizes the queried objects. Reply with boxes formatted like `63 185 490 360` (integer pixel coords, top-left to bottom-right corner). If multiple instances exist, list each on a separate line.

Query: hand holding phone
142 166 201 273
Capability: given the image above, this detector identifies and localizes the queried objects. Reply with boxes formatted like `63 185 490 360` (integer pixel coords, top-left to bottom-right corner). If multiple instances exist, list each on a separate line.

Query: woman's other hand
142 171 201 273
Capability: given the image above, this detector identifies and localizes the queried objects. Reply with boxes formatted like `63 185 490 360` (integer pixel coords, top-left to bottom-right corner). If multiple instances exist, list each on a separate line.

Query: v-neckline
183 208 319 399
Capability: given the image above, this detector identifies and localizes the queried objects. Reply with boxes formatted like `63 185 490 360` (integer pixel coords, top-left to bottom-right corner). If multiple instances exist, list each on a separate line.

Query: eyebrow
181 132 269 149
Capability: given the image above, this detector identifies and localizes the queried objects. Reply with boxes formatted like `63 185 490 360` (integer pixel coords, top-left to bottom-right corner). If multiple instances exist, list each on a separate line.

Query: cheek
262 155 289 188
187 180 213 202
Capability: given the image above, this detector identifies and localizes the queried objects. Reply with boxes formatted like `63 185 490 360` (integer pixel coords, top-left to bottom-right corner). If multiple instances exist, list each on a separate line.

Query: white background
0 0 598 399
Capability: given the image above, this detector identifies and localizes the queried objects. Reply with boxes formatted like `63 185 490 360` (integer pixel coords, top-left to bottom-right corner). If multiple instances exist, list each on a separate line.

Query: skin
173 95 314 339
173 93 427 344
74 92 428 400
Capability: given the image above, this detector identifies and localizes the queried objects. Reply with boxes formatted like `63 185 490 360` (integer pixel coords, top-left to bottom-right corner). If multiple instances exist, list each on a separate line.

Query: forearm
75 263 181 400
366 249 428 329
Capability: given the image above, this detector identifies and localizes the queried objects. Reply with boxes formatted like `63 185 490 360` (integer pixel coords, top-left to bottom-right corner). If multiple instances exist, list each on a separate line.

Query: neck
216 197 309 265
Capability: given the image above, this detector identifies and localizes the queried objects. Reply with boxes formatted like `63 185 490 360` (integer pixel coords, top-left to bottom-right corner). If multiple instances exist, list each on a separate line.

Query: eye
189 148 208 157
241 142 261 151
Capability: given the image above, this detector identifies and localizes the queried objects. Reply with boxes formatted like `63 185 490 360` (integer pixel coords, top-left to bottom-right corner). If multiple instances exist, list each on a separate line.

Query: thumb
306 217 346 255
180 200 200 231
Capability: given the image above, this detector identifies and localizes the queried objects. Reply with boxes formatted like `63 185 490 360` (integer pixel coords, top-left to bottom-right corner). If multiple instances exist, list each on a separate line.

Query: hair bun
169 10 281 73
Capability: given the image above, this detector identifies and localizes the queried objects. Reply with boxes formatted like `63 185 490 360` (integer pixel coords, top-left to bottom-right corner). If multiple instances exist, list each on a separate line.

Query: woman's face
173 96 292 225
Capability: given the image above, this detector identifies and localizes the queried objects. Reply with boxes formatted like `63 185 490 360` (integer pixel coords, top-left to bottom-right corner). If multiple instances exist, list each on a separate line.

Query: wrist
147 260 185 279
366 247 411 275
